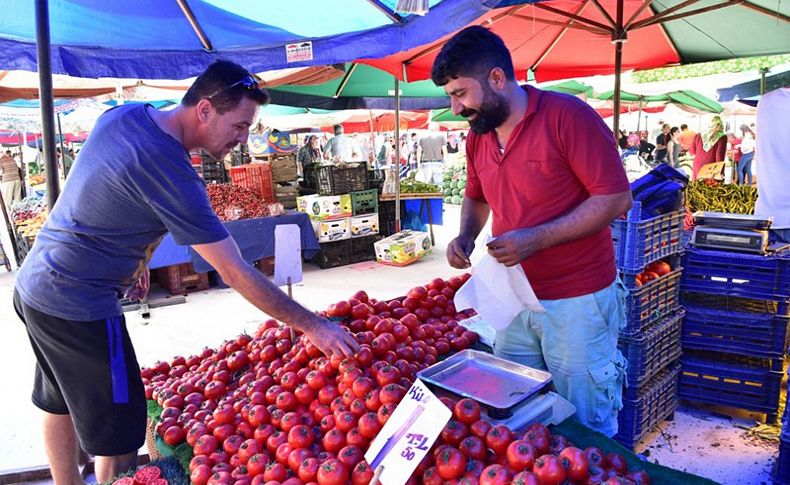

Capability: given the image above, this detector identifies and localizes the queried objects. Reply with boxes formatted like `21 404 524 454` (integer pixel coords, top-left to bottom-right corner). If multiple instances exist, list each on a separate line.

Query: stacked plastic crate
678 244 790 424
612 201 686 448
778 377 789 484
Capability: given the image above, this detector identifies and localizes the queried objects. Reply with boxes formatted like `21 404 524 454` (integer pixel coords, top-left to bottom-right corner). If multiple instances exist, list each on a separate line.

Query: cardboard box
312 217 351 243
296 194 352 221
350 214 379 238
374 230 431 266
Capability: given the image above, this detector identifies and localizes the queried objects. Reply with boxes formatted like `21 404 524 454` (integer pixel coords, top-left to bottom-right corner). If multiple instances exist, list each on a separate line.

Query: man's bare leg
42 412 83 485
94 453 138 483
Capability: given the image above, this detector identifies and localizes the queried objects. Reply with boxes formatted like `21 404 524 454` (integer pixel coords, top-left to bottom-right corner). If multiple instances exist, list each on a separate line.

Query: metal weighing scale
691 212 773 254
417 350 576 431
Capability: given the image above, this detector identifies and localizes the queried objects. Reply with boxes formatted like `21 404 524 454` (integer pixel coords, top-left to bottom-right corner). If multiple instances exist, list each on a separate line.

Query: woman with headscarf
297 135 321 178
690 116 727 178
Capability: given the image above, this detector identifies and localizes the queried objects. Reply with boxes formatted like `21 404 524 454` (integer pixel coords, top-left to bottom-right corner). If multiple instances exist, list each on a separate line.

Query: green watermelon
451 195 462 205
444 196 452 203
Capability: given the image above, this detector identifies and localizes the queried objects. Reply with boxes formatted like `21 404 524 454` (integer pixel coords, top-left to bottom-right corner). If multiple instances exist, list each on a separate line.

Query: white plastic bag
454 252 545 331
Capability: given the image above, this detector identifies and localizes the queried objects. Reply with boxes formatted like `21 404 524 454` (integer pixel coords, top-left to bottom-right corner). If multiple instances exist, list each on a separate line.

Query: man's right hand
447 235 475 269
302 317 360 358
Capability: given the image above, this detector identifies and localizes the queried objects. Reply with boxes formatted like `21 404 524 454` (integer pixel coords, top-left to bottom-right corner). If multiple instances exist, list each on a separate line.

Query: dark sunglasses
205 74 259 101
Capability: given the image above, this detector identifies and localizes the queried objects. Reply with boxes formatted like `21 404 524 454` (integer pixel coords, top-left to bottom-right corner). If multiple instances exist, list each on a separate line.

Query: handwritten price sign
364 379 451 484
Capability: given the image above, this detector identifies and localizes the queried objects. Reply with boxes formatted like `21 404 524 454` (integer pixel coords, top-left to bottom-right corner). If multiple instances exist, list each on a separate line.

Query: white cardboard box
374 230 431 265
296 194 352 221
312 217 351 243
350 214 379 238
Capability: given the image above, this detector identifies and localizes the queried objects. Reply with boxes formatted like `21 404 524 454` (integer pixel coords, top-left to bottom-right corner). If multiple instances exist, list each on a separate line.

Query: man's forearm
532 191 632 250
459 195 490 241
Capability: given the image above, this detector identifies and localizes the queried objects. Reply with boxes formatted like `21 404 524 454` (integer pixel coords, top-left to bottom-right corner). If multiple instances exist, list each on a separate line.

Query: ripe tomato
351 461 374 485
246 452 267 476
287 447 312 472
377 403 396 426
485 425 514 456
287 424 315 449
193 434 219 455
533 454 567 485
511 471 540 485
327 301 351 318
351 303 372 320
436 446 467 480
606 452 629 475
559 446 589 483
316 458 349 485
441 419 469 446
627 470 652 485
190 464 212 485
358 412 382 439
322 428 346 453
470 420 492 439
479 464 513 485
453 398 481 425
263 462 287 482
337 445 364 469
459 435 487 461
380 383 407 404
298 457 320 482
549 434 571 454
506 439 536 472
584 446 608 468
422 466 443 485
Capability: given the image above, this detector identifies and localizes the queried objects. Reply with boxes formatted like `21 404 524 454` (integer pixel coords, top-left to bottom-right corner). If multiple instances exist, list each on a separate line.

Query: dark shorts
13 290 146 456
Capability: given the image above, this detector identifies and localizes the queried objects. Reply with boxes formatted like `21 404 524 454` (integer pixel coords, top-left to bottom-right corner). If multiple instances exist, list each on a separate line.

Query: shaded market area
0 1 789 485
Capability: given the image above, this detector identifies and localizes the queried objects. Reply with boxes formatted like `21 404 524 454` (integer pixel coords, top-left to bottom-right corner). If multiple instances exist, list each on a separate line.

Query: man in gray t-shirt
417 123 447 184
323 124 357 162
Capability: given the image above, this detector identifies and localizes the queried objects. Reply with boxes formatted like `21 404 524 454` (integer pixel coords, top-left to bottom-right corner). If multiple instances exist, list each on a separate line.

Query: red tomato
470 420 492 439
322 428 347 453
584 446 608 468
511 471 541 485
346 427 368 448
441 419 469 446
485 425 514 456
606 452 629 475
287 424 315 449
559 446 589 483
459 435 487 461
351 303 372 320
246 452 268 476
377 403 396 426
533 454 567 485
627 470 652 485
479 464 513 485
263 462 287 482
316 458 348 485
506 439 536 472
337 444 364 469
133 465 161 484
193 434 219 455
351 461 375 485
407 286 428 301
436 446 467 480
190 464 212 485
453 398 481 425
358 412 382 439
287 447 312 473
298 457 320 482
422 466 443 485
327 301 351 318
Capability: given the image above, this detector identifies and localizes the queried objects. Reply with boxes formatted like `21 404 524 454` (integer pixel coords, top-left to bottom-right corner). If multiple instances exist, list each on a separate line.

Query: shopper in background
726 132 742 182
447 133 460 154
0 149 22 209
13 60 358 484
56 146 74 178
690 115 727 178
433 26 632 437
755 87 790 242
323 124 357 162
666 126 681 168
654 123 671 164
737 124 756 185
408 132 419 170
678 123 696 155
417 122 447 185
297 134 321 177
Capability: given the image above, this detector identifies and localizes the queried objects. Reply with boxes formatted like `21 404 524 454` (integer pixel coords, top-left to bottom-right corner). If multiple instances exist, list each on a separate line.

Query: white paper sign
364 379 451 484
285 41 313 63
274 224 303 287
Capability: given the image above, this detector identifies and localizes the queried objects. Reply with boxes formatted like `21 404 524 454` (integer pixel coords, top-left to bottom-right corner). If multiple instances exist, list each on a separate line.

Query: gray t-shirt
324 134 355 161
15 104 229 320
419 134 445 161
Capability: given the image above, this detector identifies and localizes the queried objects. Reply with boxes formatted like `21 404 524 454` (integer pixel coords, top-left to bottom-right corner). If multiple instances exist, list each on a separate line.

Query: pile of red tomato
143 274 652 485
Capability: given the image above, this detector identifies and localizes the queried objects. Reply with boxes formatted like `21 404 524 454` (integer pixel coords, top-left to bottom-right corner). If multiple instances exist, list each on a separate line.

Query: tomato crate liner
611 201 684 273
550 418 718 485
147 400 194 475
680 244 790 302
618 309 684 388
620 268 683 338
678 350 785 423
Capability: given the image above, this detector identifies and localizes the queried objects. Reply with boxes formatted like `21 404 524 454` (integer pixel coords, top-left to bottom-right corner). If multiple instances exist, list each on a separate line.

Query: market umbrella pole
611 0 625 141
394 78 401 233
57 112 65 176
34 0 59 210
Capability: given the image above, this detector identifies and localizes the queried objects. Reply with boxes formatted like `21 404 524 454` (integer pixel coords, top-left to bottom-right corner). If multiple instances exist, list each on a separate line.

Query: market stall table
149 211 320 272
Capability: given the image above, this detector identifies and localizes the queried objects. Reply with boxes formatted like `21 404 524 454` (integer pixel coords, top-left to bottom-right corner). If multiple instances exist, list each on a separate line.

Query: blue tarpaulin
0 0 513 79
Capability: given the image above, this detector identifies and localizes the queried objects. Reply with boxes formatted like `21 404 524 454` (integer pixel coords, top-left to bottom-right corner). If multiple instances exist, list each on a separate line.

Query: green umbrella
542 80 594 97
593 89 723 114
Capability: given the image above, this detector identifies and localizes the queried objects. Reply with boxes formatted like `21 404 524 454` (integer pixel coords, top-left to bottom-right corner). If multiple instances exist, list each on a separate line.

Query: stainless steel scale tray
417 350 552 410
693 211 772 230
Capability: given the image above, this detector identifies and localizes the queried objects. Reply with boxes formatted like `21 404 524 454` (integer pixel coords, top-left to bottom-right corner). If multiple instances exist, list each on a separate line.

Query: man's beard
460 85 511 134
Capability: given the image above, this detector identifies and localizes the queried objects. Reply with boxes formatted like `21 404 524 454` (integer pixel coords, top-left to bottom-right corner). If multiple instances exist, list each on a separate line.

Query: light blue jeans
494 279 628 437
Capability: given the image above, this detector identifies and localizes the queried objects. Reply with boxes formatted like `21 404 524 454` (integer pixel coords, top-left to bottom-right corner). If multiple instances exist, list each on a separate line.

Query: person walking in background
323 124 356 162
678 123 696 155
690 116 727 178
417 122 447 185
408 132 419 170
56 147 74 178
0 149 22 209
654 123 671 164
737 124 756 185
726 132 742 183
296 135 321 178
666 127 681 168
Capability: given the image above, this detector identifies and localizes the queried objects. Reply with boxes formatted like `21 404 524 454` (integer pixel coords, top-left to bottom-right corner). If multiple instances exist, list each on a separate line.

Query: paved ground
0 205 784 484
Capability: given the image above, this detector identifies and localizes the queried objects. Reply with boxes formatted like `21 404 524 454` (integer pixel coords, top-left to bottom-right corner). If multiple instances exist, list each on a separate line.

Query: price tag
364 379 451 484
285 41 313 63
274 224 302 287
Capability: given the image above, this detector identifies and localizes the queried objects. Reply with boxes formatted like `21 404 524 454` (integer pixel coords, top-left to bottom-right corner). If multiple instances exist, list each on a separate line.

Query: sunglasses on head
206 74 259 101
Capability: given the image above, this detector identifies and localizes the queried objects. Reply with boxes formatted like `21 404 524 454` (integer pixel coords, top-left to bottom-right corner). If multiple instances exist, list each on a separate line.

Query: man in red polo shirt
432 26 633 436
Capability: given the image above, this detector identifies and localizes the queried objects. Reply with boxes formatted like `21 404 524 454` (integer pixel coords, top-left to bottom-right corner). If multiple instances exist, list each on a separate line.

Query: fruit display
442 166 466 205
143 275 654 484
206 183 284 222
400 172 441 194
11 196 48 239
684 179 757 215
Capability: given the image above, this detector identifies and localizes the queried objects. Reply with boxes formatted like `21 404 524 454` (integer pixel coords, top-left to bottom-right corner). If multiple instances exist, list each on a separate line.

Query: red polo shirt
465 86 629 300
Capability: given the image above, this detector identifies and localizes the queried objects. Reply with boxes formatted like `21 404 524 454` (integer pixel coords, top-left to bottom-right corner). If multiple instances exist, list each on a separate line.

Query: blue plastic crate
619 310 684 387
621 268 683 337
777 439 790 485
681 245 790 302
615 364 680 449
611 201 684 273
678 351 784 423
682 303 790 359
